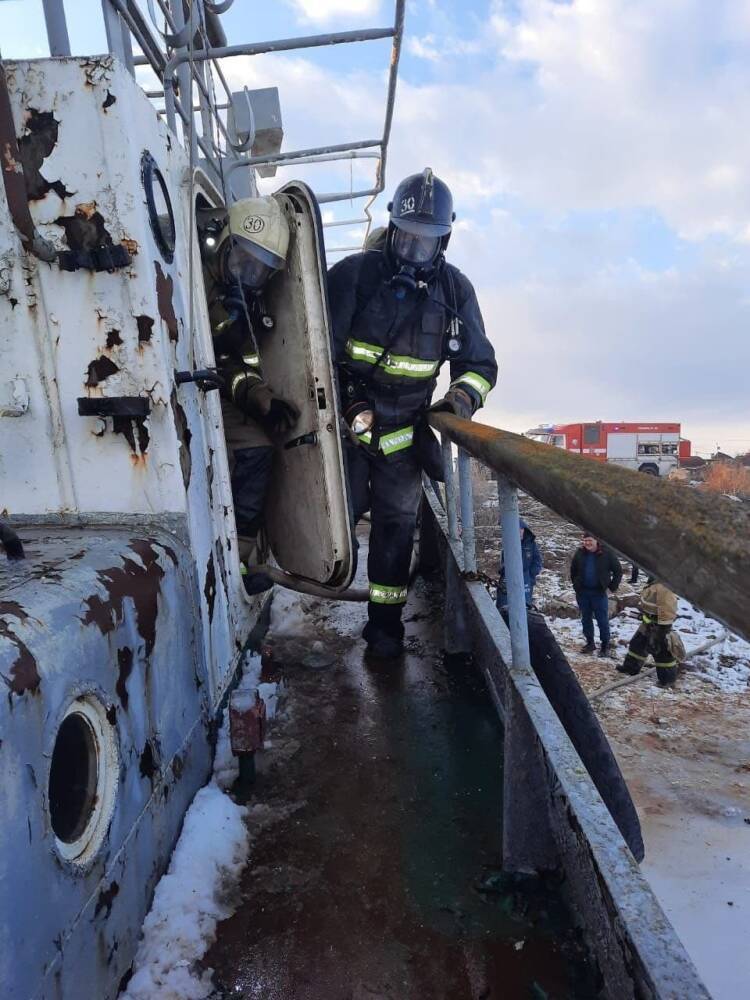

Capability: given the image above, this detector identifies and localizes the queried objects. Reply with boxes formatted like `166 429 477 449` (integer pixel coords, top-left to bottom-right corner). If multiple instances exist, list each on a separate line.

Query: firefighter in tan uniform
619 579 682 685
201 197 299 592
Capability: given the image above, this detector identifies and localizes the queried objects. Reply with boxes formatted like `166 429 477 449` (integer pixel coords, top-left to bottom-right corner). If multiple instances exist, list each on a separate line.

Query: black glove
428 387 474 421
244 382 300 434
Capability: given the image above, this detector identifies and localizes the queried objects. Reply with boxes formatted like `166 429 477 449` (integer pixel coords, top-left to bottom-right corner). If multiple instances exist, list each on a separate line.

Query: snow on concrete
268 587 307 637
121 784 248 1000
123 648 282 999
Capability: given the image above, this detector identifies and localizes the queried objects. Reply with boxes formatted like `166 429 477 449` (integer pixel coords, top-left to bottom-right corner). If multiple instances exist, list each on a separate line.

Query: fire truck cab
526 421 692 476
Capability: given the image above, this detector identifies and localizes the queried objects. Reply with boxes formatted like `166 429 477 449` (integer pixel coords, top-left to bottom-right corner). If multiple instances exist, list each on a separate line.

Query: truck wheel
638 463 659 476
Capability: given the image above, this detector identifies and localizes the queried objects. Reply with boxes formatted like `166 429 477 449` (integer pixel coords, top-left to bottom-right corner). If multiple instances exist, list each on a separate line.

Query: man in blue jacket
328 168 497 658
496 519 543 610
570 532 622 657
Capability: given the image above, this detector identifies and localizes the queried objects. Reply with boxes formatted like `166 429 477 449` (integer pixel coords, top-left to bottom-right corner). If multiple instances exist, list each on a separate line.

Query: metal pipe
108 0 167 77
164 25 396 131
42 0 71 56
497 476 531 669
457 448 476 573
0 63 56 261
372 0 405 197
224 140 381 177
441 435 459 541
323 215 371 228
317 186 379 204
429 413 750 643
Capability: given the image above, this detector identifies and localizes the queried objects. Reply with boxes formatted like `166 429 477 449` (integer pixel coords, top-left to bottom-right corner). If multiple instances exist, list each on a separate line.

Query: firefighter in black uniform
328 168 498 657
201 196 299 593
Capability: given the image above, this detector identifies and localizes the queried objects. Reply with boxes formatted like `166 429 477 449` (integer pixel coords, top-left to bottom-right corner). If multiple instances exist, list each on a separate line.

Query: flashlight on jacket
344 399 375 435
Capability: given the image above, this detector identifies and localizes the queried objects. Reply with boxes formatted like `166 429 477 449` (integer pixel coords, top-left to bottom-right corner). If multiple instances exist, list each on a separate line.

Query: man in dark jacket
570 532 622 656
496 519 543 610
328 168 497 658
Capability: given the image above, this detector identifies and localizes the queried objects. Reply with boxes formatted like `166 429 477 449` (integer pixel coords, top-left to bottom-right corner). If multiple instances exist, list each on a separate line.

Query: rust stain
204 552 217 623
81 540 169 657
0 620 40 696
105 328 122 349
116 647 133 710
171 753 185 780
154 261 178 342
102 91 116 112
139 740 157 785
121 237 138 256
0 601 29 622
112 415 149 459
56 203 113 251
85 355 119 388
94 881 119 919
136 314 154 344
170 389 192 490
16 109 73 201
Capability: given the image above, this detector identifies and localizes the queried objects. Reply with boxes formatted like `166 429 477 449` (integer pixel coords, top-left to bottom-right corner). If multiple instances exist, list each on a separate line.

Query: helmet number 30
400 196 416 214
242 216 265 234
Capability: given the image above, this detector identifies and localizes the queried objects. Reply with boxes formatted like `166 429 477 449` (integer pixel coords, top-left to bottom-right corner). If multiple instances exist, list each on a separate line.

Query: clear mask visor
226 242 275 289
392 228 440 266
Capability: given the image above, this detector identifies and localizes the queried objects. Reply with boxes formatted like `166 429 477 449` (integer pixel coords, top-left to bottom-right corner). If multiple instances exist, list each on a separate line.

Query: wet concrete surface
206 574 596 999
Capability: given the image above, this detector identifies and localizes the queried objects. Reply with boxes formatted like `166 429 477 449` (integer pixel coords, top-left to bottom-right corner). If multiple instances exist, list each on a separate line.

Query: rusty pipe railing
0 62 57 262
429 413 750 643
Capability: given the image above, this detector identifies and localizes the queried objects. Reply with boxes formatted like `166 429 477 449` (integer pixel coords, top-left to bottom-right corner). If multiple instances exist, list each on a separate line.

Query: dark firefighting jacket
204 264 267 420
327 250 497 456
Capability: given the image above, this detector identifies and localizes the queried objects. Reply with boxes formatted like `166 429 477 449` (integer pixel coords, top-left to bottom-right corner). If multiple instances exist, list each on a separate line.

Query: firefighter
328 168 498 658
201 196 299 593
619 578 681 685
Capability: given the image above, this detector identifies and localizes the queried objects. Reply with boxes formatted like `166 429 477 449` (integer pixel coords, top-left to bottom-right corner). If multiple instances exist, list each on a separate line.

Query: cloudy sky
3 0 749 454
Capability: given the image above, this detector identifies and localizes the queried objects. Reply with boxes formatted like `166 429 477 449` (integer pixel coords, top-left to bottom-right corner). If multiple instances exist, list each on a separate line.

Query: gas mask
388 226 441 297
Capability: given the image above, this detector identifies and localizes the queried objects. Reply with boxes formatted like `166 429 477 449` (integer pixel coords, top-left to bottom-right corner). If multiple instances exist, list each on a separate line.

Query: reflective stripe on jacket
327 250 497 436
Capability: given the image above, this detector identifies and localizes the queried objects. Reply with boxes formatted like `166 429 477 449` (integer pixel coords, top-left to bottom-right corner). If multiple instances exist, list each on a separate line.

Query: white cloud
220 3 750 443
485 0 750 240
286 0 382 24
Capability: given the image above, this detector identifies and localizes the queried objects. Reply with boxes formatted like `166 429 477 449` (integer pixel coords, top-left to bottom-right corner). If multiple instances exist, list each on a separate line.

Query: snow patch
123 648 281 999
269 588 307 637
121 783 248 1000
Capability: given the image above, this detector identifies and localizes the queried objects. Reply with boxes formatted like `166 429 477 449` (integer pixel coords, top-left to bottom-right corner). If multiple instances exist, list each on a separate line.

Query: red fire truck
525 422 692 476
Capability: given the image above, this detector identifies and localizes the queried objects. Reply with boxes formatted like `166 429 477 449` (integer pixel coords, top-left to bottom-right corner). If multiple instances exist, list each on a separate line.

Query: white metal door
258 183 354 589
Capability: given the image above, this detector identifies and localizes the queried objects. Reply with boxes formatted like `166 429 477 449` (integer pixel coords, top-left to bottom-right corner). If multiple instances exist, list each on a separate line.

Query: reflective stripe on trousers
369 583 408 605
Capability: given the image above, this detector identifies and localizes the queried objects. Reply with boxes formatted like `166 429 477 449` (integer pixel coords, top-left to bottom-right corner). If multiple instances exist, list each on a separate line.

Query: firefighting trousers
622 622 677 683
345 442 423 639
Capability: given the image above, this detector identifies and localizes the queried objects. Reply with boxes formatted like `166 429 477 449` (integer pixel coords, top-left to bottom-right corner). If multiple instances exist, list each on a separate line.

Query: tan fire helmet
218 196 290 289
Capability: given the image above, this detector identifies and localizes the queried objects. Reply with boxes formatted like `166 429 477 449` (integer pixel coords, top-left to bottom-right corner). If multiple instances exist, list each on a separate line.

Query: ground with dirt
472 476 750 999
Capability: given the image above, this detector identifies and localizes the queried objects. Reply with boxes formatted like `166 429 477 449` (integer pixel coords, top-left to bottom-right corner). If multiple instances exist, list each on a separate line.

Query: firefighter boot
580 641 595 654
656 665 677 687
598 641 610 658
362 621 404 660
238 535 273 595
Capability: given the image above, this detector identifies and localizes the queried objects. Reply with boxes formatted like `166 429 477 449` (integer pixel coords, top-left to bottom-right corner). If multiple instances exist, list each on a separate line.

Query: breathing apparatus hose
255 548 420 602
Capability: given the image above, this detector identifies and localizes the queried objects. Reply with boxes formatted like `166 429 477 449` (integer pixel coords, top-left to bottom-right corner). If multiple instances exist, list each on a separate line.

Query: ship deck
206 533 596 999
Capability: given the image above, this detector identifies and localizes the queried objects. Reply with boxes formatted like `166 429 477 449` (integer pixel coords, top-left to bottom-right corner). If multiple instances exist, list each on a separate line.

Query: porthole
142 150 176 263
48 696 119 865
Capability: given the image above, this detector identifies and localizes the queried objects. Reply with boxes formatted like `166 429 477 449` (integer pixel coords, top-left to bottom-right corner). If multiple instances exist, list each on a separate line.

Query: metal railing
36 1 404 226
423 415 722 997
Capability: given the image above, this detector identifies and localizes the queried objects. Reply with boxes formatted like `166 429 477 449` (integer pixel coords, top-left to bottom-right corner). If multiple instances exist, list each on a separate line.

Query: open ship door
256 182 354 590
